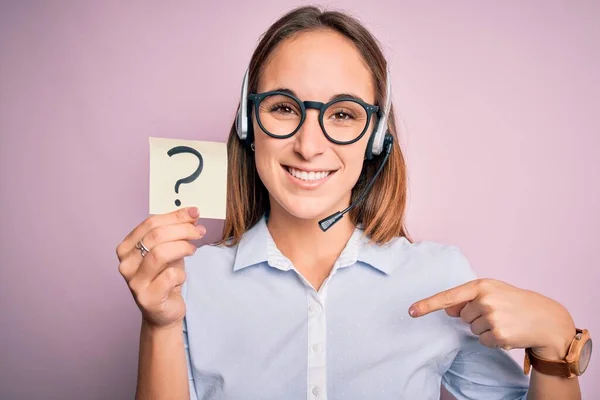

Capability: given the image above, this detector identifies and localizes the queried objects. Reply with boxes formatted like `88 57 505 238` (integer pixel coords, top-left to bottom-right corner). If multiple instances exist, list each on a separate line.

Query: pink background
1 1 598 399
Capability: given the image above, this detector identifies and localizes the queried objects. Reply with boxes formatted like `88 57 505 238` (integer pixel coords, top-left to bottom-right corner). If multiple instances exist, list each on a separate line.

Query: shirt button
312 386 320 396
312 343 322 353
309 304 317 313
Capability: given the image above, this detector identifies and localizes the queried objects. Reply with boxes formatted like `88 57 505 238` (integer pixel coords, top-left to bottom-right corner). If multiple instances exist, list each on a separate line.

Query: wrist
531 321 577 361
141 318 183 337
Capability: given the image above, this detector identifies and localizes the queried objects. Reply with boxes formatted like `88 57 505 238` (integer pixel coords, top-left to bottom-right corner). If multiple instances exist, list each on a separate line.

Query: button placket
312 386 321 397
307 291 327 399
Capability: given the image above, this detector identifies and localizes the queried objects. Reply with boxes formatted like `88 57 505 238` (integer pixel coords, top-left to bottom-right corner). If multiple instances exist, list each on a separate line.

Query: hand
116 207 206 329
409 279 577 360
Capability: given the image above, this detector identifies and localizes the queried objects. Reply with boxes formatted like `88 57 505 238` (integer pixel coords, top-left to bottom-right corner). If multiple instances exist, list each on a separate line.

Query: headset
234 65 395 231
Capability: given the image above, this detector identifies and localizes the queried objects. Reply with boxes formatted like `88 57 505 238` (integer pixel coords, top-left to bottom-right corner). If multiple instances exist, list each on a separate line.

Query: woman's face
253 29 375 222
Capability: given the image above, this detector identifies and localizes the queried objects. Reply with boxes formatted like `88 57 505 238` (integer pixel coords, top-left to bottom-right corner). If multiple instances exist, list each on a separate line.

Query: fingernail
196 225 206 235
188 207 199 219
409 306 418 317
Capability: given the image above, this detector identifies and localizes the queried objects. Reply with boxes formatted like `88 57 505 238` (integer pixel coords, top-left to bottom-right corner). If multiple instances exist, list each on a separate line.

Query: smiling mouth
283 165 337 182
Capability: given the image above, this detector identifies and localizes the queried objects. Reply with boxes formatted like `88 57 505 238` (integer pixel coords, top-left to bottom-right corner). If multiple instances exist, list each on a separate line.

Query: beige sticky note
149 137 227 219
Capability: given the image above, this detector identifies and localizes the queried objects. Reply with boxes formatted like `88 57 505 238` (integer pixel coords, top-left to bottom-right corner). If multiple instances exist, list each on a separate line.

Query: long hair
220 5 411 245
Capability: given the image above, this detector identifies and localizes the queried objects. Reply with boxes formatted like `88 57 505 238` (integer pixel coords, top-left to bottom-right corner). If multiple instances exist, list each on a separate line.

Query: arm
135 319 191 400
526 332 582 400
423 286 582 400
411 246 584 400
442 327 581 400
115 207 205 400
527 370 580 400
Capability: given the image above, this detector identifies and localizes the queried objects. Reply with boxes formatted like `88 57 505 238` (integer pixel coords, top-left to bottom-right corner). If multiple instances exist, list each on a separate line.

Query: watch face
579 339 593 374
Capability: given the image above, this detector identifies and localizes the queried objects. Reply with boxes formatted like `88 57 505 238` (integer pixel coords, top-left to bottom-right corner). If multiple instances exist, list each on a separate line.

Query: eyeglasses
248 90 380 145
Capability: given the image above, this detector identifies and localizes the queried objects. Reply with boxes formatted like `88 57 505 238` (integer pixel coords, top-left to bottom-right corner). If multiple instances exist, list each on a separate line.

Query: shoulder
371 236 477 288
411 240 472 270
407 240 477 290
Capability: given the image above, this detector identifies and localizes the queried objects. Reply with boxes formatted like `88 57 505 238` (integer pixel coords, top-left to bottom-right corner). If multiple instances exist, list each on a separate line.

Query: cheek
345 160 365 188
254 138 285 184
340 147 367 182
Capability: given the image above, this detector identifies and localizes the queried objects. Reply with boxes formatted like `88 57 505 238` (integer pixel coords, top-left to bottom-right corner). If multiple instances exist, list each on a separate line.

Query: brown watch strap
525 348 572 377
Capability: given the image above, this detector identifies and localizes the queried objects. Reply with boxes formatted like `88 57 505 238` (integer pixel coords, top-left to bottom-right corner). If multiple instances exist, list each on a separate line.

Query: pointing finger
409 280 480 318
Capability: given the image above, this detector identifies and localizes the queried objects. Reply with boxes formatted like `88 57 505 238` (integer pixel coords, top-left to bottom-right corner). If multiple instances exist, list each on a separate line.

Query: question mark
167 146 203 207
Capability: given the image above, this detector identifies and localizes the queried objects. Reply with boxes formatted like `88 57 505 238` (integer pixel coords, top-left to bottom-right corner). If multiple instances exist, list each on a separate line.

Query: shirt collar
232 215 402 275
232 216 270 272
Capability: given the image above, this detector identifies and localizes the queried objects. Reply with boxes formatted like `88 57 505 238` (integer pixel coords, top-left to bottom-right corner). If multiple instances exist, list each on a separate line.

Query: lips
282 164 337 188
285 166 332 182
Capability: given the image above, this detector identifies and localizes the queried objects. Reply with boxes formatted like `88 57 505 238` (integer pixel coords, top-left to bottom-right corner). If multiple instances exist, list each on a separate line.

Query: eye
330 108 356 120
270 102 298 115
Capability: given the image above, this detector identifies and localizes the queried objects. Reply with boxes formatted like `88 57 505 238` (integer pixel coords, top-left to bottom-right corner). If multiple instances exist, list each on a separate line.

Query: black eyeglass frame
247 90 381 145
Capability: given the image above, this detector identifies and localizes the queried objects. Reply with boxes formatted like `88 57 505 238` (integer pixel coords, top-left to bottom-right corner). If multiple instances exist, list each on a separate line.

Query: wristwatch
524 328 592 378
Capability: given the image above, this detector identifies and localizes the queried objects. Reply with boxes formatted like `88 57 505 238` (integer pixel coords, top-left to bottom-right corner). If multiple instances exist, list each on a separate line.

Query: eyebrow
270 87 368 104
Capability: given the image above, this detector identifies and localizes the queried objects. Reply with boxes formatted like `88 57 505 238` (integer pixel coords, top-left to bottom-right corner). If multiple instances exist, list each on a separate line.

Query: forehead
258 29 375 103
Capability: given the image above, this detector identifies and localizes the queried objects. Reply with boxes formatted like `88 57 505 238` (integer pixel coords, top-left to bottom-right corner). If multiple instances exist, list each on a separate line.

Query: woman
117 6 591 400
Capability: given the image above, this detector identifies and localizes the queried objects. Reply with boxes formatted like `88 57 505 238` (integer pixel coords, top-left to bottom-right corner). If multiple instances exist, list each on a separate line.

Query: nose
292 109 327 160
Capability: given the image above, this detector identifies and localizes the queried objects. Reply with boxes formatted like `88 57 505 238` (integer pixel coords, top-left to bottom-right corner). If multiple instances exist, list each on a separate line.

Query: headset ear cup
246 116 254 148
244 100 254 148
236 98 254 149
237 68 252 148
365 129 377 160
235 107 243 139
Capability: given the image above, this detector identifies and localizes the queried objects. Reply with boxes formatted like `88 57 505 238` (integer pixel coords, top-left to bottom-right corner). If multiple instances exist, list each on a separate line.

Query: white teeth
287 167 331 181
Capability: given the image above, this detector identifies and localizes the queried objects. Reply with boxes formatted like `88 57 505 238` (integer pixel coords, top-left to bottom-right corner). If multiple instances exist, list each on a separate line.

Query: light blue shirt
182 216 529 399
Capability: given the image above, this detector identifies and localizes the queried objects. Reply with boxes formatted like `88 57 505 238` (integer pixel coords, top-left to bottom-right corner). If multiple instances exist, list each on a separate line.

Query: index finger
116 207 199 260
409 280 480 318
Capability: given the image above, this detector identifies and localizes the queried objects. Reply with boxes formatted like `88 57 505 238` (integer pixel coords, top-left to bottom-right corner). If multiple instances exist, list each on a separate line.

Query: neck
266 198 356 272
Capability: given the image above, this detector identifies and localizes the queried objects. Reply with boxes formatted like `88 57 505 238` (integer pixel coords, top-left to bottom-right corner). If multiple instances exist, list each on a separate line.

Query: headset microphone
318 133 394 232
